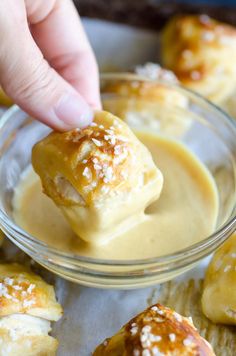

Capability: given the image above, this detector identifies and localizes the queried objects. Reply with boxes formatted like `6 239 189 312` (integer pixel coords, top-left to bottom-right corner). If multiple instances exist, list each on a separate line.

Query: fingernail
54 93 93 129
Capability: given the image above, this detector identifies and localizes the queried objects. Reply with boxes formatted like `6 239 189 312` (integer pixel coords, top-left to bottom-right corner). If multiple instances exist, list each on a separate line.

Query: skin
0 0 101 131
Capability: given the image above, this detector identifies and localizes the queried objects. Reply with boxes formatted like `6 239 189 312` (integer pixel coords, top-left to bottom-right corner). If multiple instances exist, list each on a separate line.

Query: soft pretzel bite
93 303 215 355
202 233 236 325
103 81 191 138
162 14 236 104
0 263 62 355
32 111 163 244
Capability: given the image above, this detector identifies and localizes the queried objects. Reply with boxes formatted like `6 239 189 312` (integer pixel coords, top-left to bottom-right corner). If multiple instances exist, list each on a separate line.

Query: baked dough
103 81 191 138
202 233 236 325
0 263 62 355
0 315 57 356
32 110 163 245
0 263 62 320
93 303 215 355
162 14 236 105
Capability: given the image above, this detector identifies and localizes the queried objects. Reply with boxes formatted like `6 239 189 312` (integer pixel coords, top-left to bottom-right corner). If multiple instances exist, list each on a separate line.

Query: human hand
0 0 101 130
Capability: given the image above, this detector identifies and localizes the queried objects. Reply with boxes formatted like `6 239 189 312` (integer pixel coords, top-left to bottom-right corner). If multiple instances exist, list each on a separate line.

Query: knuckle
4 56 59 106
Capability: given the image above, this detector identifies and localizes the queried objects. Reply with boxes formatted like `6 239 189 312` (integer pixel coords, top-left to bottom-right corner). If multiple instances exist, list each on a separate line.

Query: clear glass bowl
0 73 236 288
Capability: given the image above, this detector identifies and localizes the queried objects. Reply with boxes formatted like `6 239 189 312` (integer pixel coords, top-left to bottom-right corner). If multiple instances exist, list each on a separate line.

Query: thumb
0 28 93 131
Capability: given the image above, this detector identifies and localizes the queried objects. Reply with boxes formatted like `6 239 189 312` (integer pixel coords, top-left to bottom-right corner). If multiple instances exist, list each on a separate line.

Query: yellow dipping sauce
13 132 219 260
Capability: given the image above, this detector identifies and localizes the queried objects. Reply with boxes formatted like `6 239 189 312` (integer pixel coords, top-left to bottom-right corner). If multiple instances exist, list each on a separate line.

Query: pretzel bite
162 14 236 104
202 233 236 325
0 263 62 356
103 81 191 138
93 303 215 355
32 111 163 245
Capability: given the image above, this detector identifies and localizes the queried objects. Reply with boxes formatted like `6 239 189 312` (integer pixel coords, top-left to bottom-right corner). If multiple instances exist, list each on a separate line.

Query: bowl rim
0 73 236 270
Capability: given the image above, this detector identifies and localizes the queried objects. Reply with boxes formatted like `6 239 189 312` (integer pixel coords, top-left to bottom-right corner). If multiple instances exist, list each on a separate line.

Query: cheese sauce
13 133 219 260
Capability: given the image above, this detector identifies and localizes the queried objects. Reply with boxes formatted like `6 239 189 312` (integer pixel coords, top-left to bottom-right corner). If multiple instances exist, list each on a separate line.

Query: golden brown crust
93 303 215 355
103 80 188 107
162 14 236 103
202 233 236 325
32 110 163 244
32 110 162 207
0 263 62 321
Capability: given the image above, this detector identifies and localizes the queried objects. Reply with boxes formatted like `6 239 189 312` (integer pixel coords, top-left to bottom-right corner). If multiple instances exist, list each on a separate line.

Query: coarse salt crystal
104 166 113 181
141 334 148 343
153 317 164 323
152 347 164 356
94 164 102 171
83 167 91 180
151 335 162 342
187 317 194 325
173 312 182 322
142 325 151 333
142 340 151 348
27 284 35 294
105 129 115 135
4 278 14 286
183 338 192 346
110 136 116 145
92 138 103 147
130 326 138 336
169 333 176 342
23 299 35 308
114 145 122 155
151 306 158 311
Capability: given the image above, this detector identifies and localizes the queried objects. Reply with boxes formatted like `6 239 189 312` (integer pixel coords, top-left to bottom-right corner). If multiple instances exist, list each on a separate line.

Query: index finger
25 0 101 109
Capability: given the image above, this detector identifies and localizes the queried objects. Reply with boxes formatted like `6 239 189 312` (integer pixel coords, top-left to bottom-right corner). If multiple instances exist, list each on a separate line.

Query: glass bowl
0 73 236 289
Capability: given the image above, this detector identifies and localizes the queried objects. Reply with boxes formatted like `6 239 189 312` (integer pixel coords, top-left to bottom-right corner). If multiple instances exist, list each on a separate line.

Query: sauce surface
13 133 219 260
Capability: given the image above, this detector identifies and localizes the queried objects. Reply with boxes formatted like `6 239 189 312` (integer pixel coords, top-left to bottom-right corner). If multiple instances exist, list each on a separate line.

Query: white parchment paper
0 19 227 356
54 19 211 356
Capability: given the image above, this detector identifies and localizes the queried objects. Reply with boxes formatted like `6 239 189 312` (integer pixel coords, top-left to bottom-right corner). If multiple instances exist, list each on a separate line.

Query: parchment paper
0 18 234 356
